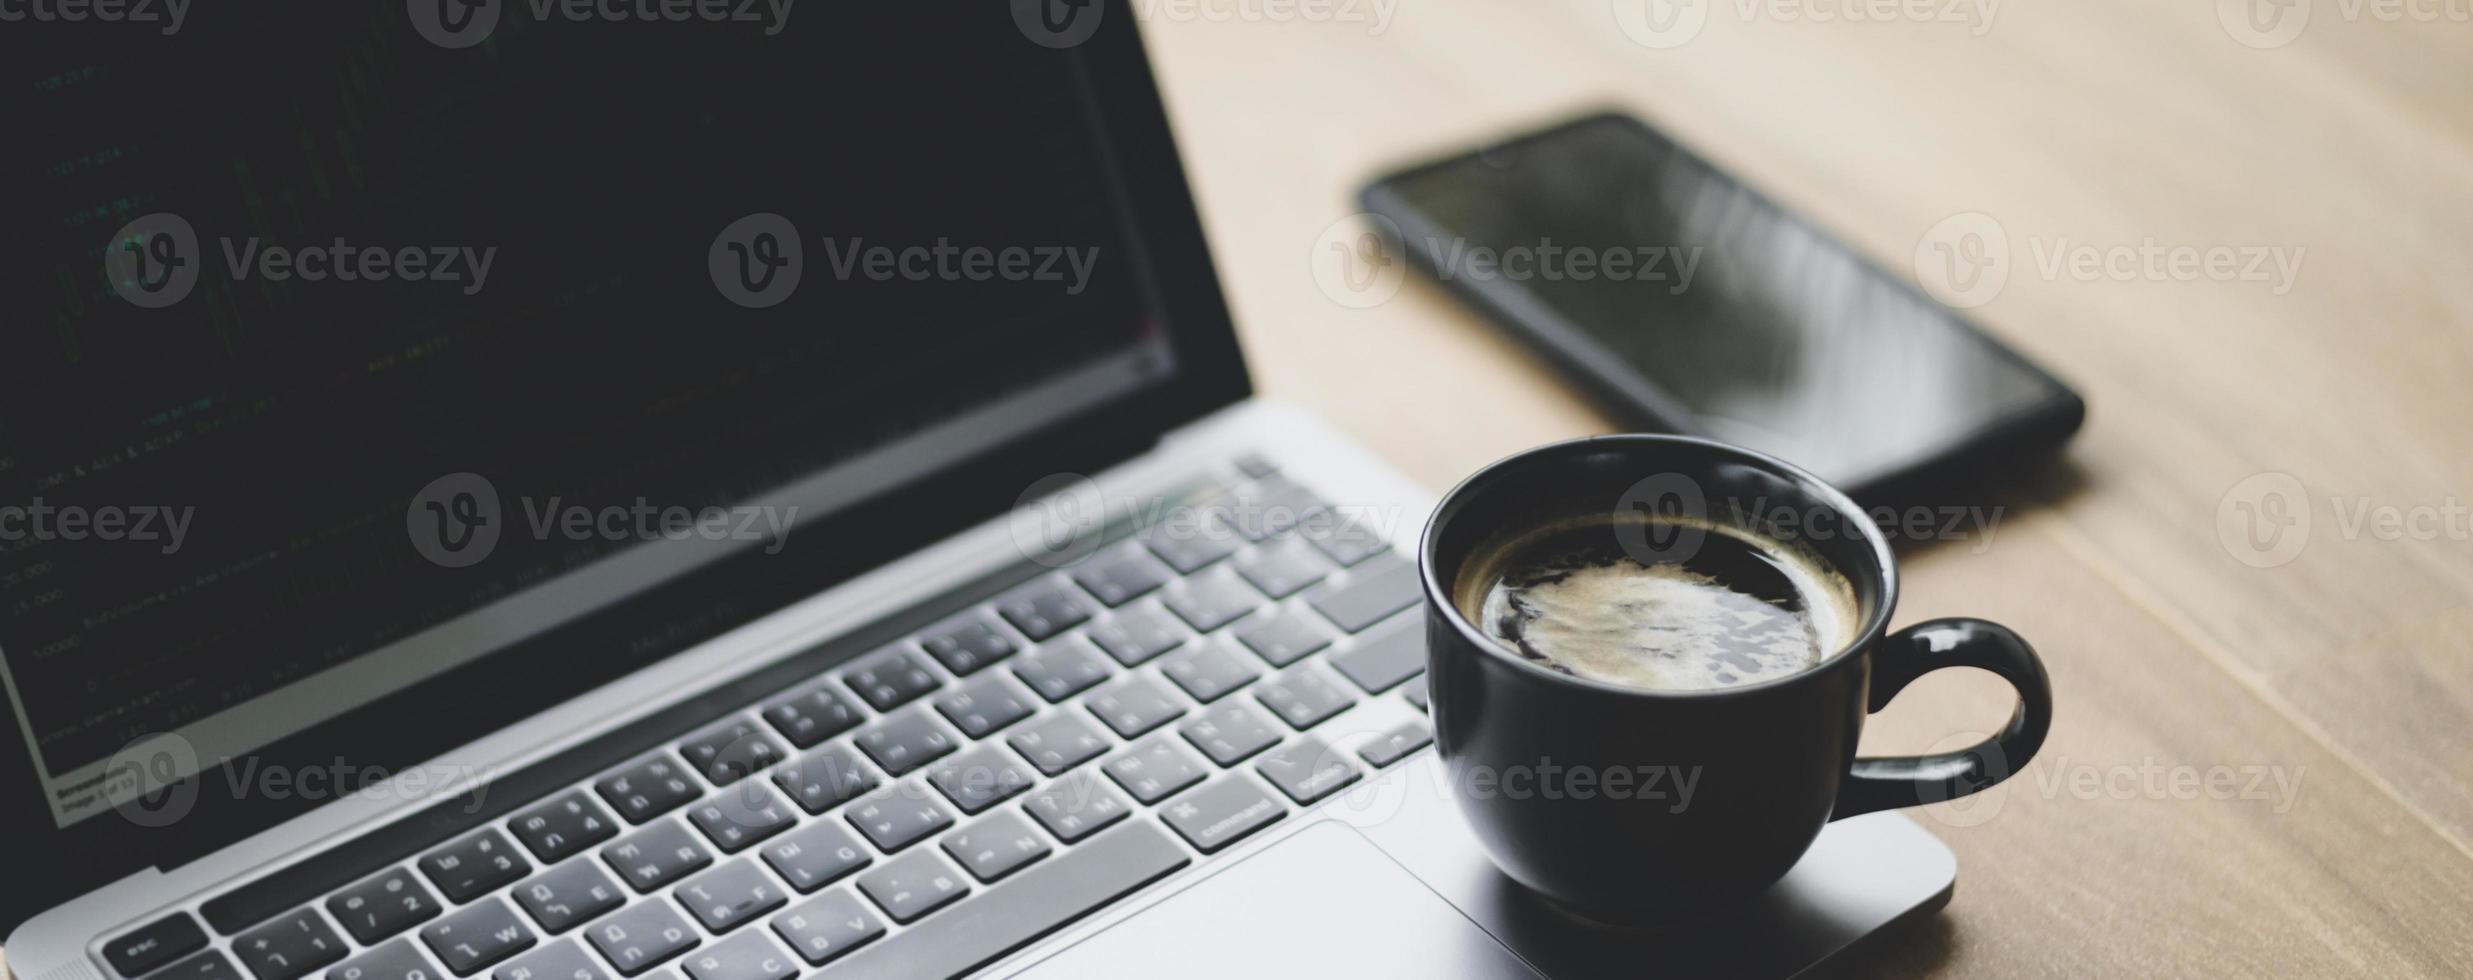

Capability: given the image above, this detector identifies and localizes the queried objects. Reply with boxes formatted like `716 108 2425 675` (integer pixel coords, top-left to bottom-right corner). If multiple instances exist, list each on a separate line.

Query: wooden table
1139 1 2473 976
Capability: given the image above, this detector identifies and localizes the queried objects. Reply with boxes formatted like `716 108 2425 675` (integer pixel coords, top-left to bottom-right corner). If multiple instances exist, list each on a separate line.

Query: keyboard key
758 683 864 749
421 899 536 976
677 721 786 786
328 868 443 944
1085 604 1188 666
941 810 1052 883
1233 453 1278 479
1256 667 1357 730
1232 609 1334 667
673 860 786 934
1022 772 1133 842
1256 736 1363 805
325 940 430 980
846 791 956 852
760 821 872 893
493 940 608 980
162 952 245 980
769 890 883 967
925 746 1037 814
1009 635 1113 702
1069 550 1172 607
1102 737 1207 805
996 585 1091 641
1162 566 1263 633
1006 711 1110 776
512 860 626 934
1085 675 1187 738
1161 641 1263 703
106 913 207 977
918 618 1018 676
1141 520 1241 574
1234 537 1330 598
1305 554 1420 633
1359 721 1434 768
510 793 621 864
853 709 957 776
932 673 1036 738
1329 614 1426 693
1403 673 1430 712
1179 701 1284 766
233 911 346 980
585 902 700 976
680 932 795 980
770 744 880 815
842 649 942 712
602 821 713 893
1215 478 1324 541
827 822 1190 978
1161 776 1286 853
595 758 702 825
421 830 533 904
687 783 795 852
1299 509 1389 567
855 850 970 924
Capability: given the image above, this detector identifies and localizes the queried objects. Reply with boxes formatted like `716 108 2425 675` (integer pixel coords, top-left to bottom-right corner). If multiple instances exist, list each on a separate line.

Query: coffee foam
1456 516 1862 692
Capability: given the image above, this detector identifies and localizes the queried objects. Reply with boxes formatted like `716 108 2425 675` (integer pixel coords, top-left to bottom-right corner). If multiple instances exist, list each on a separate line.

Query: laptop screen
0 0 1243 892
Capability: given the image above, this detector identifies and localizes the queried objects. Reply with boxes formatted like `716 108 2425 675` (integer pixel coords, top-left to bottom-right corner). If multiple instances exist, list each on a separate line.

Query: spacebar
829 820 1192 978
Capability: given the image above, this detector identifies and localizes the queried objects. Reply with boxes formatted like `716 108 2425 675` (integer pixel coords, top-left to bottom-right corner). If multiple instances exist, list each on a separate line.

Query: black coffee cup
1420 435 2052 921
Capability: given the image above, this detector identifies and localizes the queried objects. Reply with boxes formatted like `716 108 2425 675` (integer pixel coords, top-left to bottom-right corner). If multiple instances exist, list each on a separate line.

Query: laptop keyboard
114 457 1432 980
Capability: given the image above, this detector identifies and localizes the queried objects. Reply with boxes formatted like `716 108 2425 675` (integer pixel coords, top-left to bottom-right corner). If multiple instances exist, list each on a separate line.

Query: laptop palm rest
1013 820 1545 979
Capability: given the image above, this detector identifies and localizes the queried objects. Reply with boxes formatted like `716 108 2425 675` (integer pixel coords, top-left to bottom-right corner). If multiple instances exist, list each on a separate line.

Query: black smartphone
1361 111 2083 499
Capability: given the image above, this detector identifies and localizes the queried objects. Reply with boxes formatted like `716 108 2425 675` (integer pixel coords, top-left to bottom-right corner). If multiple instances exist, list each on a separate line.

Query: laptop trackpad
1012 821 1542 979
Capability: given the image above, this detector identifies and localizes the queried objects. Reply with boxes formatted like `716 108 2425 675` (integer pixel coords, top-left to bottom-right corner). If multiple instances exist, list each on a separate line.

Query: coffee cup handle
1832 618 2054 820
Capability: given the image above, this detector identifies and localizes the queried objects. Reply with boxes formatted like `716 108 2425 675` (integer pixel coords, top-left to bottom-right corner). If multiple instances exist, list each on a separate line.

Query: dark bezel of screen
0 10 1250 931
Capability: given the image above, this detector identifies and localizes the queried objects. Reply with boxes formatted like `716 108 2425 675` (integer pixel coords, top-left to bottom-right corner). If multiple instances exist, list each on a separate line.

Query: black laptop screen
0 2 1225 844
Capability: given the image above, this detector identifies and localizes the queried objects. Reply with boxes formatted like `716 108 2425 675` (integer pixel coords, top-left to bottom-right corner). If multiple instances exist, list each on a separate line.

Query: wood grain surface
1136 1 2473 975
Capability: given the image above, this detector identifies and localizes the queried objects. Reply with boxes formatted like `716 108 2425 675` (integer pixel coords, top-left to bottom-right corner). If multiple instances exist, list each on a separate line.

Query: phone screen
1371 115 2073 489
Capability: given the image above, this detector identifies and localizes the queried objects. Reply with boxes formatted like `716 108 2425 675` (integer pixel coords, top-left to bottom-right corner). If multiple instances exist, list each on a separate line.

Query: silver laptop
2 5 1952 978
